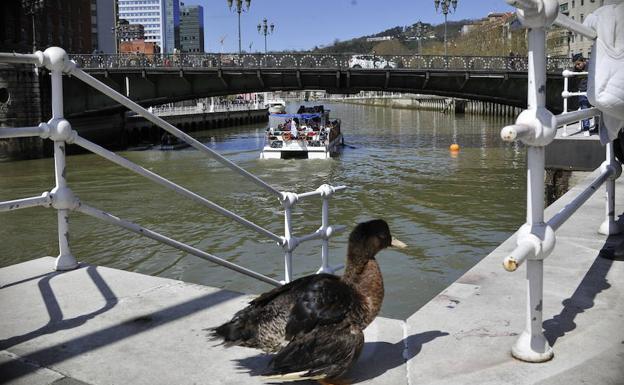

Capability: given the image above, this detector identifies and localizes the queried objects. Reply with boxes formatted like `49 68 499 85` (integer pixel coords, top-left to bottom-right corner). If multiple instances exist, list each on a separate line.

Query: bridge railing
0 47 347 286
69 52 571 72
499 0 619 363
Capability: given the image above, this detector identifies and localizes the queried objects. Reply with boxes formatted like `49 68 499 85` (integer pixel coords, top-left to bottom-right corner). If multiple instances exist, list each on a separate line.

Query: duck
211 219 406 384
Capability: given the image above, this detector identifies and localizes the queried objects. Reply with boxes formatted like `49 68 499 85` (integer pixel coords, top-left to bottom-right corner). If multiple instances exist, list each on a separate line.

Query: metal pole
50 69 78 271
444 13 448 57
511 27 553 363
71 134 282 243
562 76 569 136
599 142 621 235
319 197 330 273
238 10 242 55
283 207 293 283
264 33 267 54
76 203 281 287
71 68 282 197
32 14 36 52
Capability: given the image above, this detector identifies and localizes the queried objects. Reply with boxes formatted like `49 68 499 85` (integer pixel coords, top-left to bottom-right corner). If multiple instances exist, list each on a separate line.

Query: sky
187 0 516 53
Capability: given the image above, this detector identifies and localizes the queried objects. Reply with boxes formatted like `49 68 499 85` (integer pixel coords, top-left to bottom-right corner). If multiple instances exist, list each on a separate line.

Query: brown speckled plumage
211 219 398 382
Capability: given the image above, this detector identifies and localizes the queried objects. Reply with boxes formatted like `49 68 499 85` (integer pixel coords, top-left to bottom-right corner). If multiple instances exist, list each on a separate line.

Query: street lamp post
257 18 275 54
21 0 45 53
227 0 251 55
414 21 424 55
434 0 458 56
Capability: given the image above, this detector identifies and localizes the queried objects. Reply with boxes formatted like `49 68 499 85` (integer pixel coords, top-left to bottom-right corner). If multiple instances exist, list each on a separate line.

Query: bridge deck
1 169 623 384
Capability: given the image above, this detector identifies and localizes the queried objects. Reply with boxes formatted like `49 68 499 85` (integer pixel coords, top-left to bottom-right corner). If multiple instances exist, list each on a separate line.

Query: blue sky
186 0 515 53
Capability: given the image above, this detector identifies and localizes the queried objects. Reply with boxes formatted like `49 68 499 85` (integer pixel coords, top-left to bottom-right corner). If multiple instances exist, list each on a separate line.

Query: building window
572 0 575 7
581 0 584 5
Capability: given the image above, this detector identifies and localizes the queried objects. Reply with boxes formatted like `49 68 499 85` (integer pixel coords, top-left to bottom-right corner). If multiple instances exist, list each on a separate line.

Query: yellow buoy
449 143 460 152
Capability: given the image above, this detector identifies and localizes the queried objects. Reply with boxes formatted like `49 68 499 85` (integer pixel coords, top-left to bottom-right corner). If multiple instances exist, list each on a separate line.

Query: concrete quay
1 169 623 384
546 125 604 172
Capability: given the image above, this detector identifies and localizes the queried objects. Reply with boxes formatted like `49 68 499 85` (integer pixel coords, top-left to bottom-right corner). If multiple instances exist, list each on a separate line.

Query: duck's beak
390 237 407 249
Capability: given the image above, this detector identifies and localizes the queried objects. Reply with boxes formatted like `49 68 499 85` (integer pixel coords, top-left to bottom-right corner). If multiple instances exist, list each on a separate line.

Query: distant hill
309 15 528 57
312 19 471 54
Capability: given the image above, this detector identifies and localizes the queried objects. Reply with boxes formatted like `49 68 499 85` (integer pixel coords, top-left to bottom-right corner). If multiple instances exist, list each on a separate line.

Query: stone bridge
62 53 571 117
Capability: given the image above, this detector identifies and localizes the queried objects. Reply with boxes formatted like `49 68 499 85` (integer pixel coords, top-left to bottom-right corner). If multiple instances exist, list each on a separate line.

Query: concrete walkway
1 169 623 384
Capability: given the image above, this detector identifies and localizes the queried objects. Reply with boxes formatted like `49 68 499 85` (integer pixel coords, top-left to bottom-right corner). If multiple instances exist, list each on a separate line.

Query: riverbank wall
0 65 46 161
328 95 523 118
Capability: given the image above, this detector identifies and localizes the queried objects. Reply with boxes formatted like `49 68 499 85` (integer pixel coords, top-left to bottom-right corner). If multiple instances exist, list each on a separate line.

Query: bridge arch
66 55 568 116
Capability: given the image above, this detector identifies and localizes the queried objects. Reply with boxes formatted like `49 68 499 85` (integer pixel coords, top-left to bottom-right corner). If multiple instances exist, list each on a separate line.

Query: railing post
316 185 335 274
599 142 622 235
281 192 298 283
46 48 79 271
501 0 560 362
561 76 569 136
511 26 554 363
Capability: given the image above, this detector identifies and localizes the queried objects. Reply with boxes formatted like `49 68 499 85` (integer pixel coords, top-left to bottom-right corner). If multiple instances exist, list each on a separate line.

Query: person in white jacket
290 118 298 139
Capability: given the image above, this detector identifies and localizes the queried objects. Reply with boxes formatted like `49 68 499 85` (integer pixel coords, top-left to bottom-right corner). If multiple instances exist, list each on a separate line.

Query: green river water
0 102 526 319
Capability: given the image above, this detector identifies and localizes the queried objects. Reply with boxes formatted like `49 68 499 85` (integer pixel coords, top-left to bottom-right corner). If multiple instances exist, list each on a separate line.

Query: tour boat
260 106 343 160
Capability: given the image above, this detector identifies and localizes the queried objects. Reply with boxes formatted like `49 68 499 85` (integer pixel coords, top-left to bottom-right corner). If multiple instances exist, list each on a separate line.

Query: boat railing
499 0 619 363
0 47 347 286
268 130 326 146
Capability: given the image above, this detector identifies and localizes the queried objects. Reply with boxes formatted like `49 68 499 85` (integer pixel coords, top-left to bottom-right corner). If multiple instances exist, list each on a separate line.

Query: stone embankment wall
0 65 45 161
334 96 523 118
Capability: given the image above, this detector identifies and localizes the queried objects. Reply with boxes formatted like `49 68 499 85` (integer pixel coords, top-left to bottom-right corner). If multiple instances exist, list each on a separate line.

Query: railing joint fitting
281 236 299 252
50 187 80 210
280 192 298 208
47 119 77 143
40 191 53 208
317 184 335 198
38 122 51 139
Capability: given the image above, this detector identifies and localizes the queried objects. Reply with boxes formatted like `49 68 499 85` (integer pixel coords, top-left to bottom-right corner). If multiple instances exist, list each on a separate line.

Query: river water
0 102 526 319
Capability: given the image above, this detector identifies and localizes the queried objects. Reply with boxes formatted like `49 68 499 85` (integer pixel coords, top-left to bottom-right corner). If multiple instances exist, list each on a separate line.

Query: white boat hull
268 105 286 114
260 134 342 160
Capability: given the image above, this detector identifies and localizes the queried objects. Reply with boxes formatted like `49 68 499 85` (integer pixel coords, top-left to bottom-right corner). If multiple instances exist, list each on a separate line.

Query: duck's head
348 219 406 261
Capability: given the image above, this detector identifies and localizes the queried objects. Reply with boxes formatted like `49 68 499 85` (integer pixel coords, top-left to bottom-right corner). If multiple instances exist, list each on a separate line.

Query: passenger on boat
290 119 298 138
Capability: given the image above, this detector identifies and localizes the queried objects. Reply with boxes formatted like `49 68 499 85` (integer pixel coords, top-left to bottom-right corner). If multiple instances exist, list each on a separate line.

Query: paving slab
0 257 406 385
406 169 624 385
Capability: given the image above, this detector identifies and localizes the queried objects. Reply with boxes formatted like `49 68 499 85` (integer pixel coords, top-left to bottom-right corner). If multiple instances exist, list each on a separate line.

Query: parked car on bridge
348 55 397 69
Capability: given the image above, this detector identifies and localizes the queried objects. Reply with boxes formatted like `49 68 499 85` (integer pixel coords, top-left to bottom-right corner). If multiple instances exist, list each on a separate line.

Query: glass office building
117 0 179 53
180 4 204 53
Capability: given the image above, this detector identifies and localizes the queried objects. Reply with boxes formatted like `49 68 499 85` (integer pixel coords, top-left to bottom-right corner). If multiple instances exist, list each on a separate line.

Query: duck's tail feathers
262 371 325 382
208 317 256 347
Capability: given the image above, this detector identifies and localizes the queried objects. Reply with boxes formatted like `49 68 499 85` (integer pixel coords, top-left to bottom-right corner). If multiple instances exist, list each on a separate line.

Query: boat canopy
269 113 323 119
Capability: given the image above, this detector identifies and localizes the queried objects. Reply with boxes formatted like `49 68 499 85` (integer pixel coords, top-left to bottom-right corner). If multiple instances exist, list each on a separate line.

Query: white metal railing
147 100 264 117
560 69 591 137
500 0 620 363
0 47 347 286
